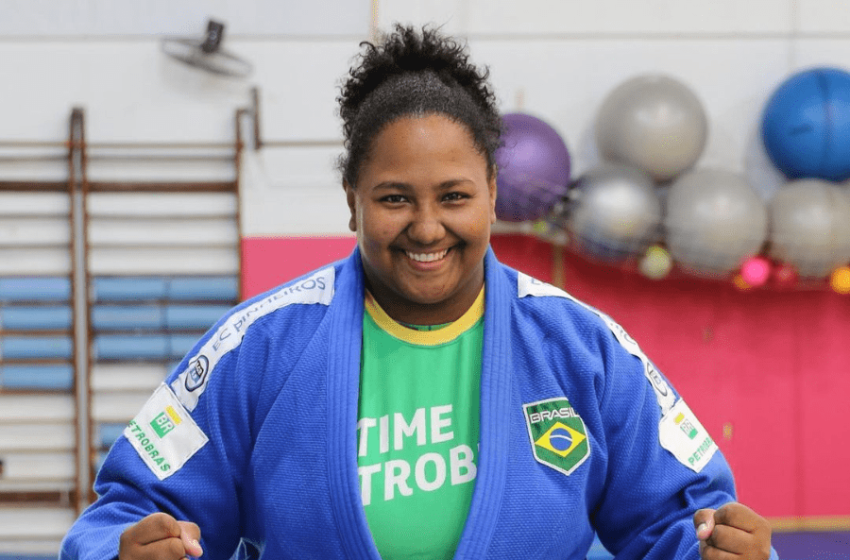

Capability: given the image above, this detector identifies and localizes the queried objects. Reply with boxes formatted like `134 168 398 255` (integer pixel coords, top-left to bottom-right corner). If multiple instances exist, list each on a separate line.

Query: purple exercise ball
495 113 571 222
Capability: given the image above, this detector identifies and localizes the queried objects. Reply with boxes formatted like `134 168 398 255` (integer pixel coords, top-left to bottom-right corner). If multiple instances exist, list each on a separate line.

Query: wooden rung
0 490 76 504
0 182 69 192
0 359 72 366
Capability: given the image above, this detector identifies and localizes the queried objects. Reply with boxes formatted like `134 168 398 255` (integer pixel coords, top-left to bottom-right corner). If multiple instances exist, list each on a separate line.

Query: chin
400 287 455 307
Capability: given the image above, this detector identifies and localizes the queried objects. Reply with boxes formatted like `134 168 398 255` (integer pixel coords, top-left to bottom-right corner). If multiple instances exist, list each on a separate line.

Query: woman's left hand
694 502 772 560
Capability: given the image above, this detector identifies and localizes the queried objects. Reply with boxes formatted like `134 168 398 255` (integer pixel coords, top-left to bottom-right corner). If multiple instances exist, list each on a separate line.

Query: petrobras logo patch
523 397 590 476
658 399 717 473
171 266 335 411
125 384 208 480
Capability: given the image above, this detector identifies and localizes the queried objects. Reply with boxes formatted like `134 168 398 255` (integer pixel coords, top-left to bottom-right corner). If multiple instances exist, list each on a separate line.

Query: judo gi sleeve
590 331 739 560
59 346 259 560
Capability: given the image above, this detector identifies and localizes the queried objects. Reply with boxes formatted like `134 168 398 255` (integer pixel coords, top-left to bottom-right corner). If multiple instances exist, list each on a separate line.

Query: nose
406 202 445 245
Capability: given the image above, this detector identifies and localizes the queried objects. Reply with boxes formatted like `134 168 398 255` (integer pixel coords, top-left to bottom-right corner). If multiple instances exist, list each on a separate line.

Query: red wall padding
242 234 850 519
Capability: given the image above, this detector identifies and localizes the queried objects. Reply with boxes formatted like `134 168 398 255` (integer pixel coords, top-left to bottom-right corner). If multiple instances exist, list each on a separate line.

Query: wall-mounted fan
161 20 253 78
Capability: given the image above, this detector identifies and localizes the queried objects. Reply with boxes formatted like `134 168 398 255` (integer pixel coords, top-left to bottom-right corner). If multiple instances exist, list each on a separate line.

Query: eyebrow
372 179 472 191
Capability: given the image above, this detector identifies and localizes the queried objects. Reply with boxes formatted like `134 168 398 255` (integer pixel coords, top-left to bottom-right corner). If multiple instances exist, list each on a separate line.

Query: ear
343 180 357 232
488 168 498 224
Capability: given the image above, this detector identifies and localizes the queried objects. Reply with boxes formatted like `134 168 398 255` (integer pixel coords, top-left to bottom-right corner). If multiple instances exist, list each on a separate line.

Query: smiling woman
345 115 496 325
61 25 776 560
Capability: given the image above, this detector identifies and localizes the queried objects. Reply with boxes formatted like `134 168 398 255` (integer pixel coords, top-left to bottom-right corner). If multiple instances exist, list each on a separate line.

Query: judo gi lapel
453 247 513 559
325 247 513 560
325 248 383 560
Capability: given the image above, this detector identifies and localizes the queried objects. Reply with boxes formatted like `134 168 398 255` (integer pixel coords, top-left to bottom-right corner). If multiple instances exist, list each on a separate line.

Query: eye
442 192 468 202
381 194 408 204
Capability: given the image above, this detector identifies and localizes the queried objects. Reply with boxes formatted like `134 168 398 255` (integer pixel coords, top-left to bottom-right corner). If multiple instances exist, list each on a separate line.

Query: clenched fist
119 512 203 560
694 502 772 560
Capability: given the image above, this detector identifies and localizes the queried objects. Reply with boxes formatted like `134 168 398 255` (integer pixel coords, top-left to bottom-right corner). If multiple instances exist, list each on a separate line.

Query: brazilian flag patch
523 397 590 476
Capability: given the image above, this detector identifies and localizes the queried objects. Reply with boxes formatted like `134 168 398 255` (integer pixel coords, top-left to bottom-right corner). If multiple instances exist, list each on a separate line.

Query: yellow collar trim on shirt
364 287 485 346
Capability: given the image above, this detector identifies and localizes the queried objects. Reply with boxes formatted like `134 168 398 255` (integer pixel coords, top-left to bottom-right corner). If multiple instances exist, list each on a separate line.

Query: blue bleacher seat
94 334 169 360
88 304 229 331
0 277 70 302
92 276 239 303
91 305 165 330
94 334 199 360
0 306 73 331
165 305 230 330
169 333 200 357
169 276 238 301
0 336 73 359
0 364 74 390
92 277 167 302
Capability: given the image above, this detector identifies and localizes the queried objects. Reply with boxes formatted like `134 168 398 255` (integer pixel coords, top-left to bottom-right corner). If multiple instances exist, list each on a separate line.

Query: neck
363 268 485 326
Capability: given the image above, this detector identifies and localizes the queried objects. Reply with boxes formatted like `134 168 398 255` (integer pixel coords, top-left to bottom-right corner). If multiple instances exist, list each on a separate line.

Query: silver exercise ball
768 179 850 278
560 163 661 262
596 74 708 183
665 169 768 275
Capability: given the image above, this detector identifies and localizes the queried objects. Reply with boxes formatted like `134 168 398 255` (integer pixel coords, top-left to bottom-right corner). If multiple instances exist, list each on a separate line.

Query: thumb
693 508 716 541
177 521 203 557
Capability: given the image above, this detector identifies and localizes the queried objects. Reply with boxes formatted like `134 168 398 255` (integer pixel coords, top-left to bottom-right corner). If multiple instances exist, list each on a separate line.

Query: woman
61 26 775 560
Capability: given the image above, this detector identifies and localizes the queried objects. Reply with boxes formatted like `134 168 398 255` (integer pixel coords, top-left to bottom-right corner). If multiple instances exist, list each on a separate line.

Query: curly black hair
337 25 502 186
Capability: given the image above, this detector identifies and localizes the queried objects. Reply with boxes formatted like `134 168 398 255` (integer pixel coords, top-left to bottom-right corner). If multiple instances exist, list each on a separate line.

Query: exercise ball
665 169 768 275
559 163 661 262
762 67 850 182
768 179 850 278
495 113 571 222
596 74 708 182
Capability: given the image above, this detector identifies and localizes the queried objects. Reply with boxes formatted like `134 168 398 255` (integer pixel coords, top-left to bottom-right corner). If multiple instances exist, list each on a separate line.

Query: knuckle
177 519 201 540
168 537 185 558
151 512 178 535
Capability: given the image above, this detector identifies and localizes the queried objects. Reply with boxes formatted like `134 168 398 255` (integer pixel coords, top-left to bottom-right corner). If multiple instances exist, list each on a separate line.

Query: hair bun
338 25 501 185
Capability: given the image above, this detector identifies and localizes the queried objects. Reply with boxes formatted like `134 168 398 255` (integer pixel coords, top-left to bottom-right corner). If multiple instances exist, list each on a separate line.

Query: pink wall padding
242 234 850 519
241 236 357 300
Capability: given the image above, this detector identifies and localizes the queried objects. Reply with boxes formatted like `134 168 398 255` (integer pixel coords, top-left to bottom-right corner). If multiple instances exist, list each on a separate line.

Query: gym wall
0 1 848 555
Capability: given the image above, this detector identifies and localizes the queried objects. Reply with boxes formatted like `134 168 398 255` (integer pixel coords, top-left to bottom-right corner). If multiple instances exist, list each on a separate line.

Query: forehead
360 114 488 182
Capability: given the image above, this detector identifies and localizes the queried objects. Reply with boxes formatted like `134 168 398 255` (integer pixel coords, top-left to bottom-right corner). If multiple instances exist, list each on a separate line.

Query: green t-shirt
357 288 484 560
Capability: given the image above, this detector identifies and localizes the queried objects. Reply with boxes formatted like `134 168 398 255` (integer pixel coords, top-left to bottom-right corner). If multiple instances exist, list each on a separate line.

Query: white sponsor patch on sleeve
124 384 209 480
517 272 676 415
658 399 718 473
171 266 335 411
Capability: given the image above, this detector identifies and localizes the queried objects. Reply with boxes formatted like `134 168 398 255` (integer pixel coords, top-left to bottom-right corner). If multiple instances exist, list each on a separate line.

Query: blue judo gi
60 248 777 560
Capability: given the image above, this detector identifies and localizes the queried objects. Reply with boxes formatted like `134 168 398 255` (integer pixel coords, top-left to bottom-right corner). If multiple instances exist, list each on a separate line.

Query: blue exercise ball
495 113 571 222
762 67 850 182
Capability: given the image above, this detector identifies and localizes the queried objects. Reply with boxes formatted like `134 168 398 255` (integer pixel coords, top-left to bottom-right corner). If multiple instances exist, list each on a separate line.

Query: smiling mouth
405 248 450 263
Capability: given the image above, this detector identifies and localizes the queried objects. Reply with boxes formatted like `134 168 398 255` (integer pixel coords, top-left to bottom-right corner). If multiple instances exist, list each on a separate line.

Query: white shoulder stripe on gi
517 272 676 415
171 267 335 411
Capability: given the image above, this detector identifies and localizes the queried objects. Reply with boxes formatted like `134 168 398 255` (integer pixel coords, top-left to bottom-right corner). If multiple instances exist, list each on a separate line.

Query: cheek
358 218 396 254
462 210 492 245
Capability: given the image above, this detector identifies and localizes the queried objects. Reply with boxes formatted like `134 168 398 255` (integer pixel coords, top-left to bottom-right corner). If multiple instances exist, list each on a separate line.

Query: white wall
2 1 849 237
5 0 849 238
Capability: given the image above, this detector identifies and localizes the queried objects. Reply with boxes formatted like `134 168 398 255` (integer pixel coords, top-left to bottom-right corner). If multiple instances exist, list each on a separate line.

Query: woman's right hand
118 512 203 559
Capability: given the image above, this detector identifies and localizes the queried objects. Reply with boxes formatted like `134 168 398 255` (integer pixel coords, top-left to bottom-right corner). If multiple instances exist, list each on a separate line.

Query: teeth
406 249 449 263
